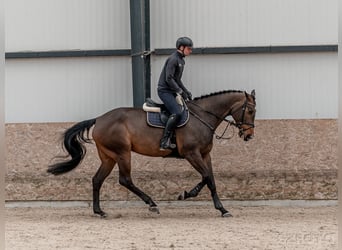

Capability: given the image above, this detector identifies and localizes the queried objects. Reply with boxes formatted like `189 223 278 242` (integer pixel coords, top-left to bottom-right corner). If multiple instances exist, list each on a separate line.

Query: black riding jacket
158 51 189 94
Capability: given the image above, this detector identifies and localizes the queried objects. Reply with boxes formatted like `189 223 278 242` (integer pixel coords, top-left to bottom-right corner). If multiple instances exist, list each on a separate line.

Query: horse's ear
251 89 256 97
244 91 248 98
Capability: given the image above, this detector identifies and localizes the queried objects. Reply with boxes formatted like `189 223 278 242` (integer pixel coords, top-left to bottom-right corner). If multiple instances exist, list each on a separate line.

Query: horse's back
93 107 143 132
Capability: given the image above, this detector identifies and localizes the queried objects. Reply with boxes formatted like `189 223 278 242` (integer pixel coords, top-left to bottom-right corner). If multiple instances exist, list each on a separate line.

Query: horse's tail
47 118 96 175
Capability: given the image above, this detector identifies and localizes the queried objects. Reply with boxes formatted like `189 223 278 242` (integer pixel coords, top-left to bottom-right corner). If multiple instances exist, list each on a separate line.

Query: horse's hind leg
117 154 159 214
92 150 116 217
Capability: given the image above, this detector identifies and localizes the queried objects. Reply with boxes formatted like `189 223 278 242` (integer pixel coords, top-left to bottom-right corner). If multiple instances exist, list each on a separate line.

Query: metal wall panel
5 0 130 51
5 57 132 123
150 0 337 48
4 0 338 122
151 52 338 119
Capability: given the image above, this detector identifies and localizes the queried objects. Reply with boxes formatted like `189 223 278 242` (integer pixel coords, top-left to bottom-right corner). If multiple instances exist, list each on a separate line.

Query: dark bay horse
48 90 256 217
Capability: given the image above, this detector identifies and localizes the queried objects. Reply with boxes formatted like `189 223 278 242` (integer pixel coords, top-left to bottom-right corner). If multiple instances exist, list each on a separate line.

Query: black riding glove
180 91 188 101
186 91 192 100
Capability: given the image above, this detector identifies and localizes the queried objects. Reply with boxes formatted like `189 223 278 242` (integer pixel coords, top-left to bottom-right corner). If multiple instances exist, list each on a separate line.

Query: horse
47 89 256 217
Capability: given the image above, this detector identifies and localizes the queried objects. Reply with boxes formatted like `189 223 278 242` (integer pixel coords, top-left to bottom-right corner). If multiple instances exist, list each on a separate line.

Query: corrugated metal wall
151 52 337 119
5 0 338 122
5 0 132 122
150 0 337 47
5 57 132 123
5 0 130 51
150 0 338 119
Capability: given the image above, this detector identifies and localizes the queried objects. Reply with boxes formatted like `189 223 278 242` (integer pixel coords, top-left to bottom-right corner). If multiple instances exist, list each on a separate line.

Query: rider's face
183 46 192 56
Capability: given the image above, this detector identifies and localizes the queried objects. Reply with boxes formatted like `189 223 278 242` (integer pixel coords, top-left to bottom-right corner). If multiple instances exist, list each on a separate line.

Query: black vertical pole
144 0 151 99
129 0 150 108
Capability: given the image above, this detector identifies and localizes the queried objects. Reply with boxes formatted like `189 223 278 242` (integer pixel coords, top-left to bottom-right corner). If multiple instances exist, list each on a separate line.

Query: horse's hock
5 119 337 201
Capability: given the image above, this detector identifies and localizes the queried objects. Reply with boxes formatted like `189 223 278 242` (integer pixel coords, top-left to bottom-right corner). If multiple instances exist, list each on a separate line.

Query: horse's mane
193 90 243 101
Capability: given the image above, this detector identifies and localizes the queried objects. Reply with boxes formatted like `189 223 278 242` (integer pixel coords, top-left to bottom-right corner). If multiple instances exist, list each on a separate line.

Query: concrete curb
5 199 338 208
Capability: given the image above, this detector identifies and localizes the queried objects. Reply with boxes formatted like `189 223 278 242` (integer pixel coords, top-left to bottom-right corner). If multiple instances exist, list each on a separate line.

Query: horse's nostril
244 134 253 141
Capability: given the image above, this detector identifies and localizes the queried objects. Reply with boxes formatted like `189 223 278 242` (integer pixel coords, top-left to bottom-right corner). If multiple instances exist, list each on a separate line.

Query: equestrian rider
157 37 193 150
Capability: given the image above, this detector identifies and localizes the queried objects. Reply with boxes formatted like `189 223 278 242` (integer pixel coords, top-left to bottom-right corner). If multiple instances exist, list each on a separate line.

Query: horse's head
230 90 256 141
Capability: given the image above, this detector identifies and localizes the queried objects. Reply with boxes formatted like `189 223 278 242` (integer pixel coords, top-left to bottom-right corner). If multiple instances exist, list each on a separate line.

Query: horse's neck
199 92 243 118
194 92 243 128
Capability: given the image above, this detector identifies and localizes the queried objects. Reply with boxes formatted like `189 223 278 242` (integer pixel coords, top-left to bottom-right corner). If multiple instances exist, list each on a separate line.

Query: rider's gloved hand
180 90 188 101
186 91 192 100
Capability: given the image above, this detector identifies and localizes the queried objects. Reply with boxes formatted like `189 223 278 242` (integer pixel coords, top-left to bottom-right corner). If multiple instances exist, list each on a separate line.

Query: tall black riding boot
160 114 179 150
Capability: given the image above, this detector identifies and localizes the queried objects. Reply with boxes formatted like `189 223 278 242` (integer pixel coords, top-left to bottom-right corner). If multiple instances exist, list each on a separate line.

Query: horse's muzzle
239 126 254 141
243 134 254 141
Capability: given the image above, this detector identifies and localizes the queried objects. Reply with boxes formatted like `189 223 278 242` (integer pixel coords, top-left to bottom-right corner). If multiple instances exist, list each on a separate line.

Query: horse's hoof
222 212 233 218
149 206 160 214
94 211 107 218
177 191 186 200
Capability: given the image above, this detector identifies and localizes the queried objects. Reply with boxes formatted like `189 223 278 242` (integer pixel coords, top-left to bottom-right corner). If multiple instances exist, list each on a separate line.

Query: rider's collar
176 50 185 57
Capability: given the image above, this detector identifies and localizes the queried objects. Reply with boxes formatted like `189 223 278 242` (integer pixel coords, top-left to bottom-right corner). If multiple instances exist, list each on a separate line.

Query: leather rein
188 97 255 139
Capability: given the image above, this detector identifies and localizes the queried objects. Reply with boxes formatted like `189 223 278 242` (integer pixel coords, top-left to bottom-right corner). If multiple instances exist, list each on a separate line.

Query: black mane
193 90 243 101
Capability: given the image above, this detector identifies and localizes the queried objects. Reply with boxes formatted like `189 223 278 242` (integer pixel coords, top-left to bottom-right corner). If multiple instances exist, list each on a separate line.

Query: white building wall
151 0 337 48
4 0 338 122
151 52 338 119
5 0 132 123
5 57 132 122
5 0 130 51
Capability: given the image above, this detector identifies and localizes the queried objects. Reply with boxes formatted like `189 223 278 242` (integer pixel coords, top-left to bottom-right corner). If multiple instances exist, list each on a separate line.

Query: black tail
47 118 96 175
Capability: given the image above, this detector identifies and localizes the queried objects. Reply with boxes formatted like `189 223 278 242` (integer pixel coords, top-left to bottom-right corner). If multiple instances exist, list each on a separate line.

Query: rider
157 37 193 150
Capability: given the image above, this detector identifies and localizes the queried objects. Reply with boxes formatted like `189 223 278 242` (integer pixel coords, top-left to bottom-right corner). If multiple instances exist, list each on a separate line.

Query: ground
5 204 337 250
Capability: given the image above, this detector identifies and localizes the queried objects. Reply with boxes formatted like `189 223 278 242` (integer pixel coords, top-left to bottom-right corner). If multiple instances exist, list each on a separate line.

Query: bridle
188 95 255 139
230 97 255 133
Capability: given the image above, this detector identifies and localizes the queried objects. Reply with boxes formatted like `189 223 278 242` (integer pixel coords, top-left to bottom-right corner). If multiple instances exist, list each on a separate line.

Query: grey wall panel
151 0 337 48
7 0 336 52
151 52 337 119
5 0 130 51
5 57 132 123
4 0 337 122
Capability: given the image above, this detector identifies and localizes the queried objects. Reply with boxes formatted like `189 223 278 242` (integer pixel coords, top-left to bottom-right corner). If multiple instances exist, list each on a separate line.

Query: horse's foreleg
203 154 232 217
178 179 206 200
205 175 231 217
118 157 159 214
185 151 232 217
92 151 116 217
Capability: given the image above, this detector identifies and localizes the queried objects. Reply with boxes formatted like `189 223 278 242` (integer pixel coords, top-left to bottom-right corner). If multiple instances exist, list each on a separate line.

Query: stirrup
160 144 176 151
160 139 176 150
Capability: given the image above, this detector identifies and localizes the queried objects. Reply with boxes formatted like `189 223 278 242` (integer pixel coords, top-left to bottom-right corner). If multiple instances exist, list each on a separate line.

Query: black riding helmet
176 37 193 49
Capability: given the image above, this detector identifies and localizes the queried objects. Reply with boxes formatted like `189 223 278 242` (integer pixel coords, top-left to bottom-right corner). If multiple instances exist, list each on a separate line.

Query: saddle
142 95 189 128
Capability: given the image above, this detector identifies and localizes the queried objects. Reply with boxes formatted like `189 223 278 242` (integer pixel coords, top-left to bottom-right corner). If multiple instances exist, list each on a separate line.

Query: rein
188 97 255 139
188 108 235 140
188 102 236 140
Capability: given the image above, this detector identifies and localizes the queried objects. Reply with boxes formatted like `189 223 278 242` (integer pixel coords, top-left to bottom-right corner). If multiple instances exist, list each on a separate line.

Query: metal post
129 0 150 108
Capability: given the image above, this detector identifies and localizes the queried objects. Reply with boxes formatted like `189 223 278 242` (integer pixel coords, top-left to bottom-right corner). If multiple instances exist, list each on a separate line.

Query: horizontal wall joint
5 45 338 59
